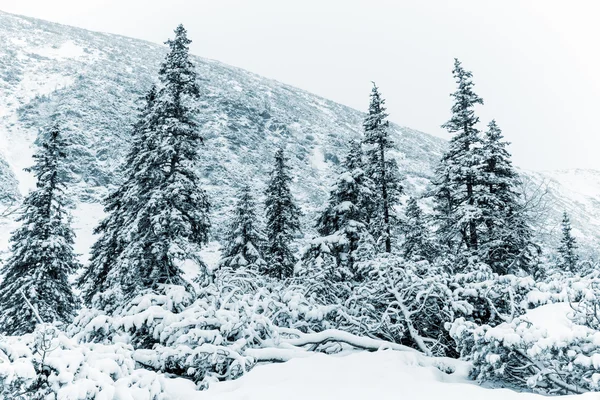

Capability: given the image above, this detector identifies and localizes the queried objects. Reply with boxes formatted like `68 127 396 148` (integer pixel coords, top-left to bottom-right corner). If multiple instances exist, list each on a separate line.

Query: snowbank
190 350 595 400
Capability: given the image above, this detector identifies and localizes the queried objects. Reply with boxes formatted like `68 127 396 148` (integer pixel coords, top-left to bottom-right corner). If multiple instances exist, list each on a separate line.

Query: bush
0 324 173 399
337 256 470 357
450 303 600 395
72 268 340 388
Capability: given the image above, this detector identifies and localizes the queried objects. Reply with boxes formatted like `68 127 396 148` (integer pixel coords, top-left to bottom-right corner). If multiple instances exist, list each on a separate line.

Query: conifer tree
433 59 484 256
79 25 210 310
363 83 403 253
0 124 79 334
401 197 437 262
558 211 579 272
306 140 375 278
479 120 538 274
220 185 266 270
122 24 211 295
264 147 302 279
78 86 157 307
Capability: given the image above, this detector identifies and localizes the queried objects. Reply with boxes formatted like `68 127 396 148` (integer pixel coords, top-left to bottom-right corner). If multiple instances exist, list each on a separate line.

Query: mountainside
0 10 597 253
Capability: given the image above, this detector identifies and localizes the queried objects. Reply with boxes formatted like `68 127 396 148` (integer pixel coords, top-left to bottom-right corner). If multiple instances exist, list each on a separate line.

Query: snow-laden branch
278 329 416 353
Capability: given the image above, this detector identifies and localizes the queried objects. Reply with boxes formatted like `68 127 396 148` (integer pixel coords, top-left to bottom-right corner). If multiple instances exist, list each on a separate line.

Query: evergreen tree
121 24 211 295
0 124 80 335
220 185 267 270
432 59 485 257
478 120 538 274
305 140 375 279
79 25 210 311
401 197 437 262
264 147 302 279
363 83 403 253
78 86 157 307
557 211 579 272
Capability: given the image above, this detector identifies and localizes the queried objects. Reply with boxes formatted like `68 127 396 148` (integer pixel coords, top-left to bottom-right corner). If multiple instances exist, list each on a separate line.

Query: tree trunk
380 141 391 253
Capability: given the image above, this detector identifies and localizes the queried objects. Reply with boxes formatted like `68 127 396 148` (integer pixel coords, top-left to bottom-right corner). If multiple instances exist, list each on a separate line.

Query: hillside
0 10 597 252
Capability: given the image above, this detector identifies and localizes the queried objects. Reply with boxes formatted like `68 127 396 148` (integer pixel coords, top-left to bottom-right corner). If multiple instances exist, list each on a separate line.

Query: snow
1 10 600 400
198 241 222 271
0 70 76 194
309 145 328 173
29 41 86 60
72 202 105 264
17 340 587 400
523 302 575 339
186 350 595 400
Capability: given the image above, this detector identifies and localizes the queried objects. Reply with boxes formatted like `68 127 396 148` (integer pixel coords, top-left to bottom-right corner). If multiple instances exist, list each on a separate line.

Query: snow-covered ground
160 303 599 400
157 349 591 400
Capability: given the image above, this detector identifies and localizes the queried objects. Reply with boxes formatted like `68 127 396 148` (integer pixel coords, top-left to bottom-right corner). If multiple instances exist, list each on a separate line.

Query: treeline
0 25 580 339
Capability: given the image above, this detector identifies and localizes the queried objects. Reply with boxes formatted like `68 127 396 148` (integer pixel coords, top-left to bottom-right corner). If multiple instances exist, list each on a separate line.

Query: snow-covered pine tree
121 24 211 294
432 59 485 259
264 147 302 279
0 124 80 335
219 185 267 270
401 197 437 262
478 120 538 274
78 86 157 307
557 211 579 273
305 140 375 279
81 26 210 310
363 83 403 253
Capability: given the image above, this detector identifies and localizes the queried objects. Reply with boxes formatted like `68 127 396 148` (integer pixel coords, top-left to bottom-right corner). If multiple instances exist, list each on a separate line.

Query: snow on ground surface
28 40 86 60
71 202 105 264
157 304 597 400
158 350 596 400
198 241 222 271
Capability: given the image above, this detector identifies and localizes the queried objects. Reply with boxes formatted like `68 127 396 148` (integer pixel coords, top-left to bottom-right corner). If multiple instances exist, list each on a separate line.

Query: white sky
1 0 598 171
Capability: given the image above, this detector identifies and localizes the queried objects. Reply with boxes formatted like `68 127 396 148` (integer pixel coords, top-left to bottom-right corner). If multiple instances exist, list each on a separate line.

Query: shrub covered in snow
450 303 600 395
335 256 471 357
71 268 340 388
524 270 600 309
0 323 179 399
451 266 536 325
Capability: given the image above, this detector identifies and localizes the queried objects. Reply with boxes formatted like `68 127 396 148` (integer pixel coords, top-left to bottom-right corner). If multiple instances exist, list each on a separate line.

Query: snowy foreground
188 350 594 400
169 303 600 400
2 302 597 399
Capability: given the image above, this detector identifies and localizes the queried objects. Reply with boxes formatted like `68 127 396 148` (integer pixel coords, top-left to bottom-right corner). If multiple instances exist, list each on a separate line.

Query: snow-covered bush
450 303 600 395
0 323 179 399
72 268 340 388
565 272 600 331
525 270 599 308
338 256 470 357
451 266 536 325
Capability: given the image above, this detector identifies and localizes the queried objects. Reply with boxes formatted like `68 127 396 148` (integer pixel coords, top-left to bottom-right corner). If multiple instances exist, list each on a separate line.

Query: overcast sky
0 0 598 171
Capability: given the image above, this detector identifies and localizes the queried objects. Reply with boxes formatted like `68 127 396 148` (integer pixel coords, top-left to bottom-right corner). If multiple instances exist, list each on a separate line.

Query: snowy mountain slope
507 169 600 255
0 11 444 238
0 10 598 252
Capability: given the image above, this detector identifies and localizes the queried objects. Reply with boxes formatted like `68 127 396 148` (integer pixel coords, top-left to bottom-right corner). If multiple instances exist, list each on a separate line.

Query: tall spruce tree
557 211 579 273
0 124 80 335
264 147 302 279
363 83 403 253
78 86 157 307
479 120 538 274
401 197 437 262
121 24 210 295
305 140 375 278
79 25 210 311
433 59 485 257
220 185 267 270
